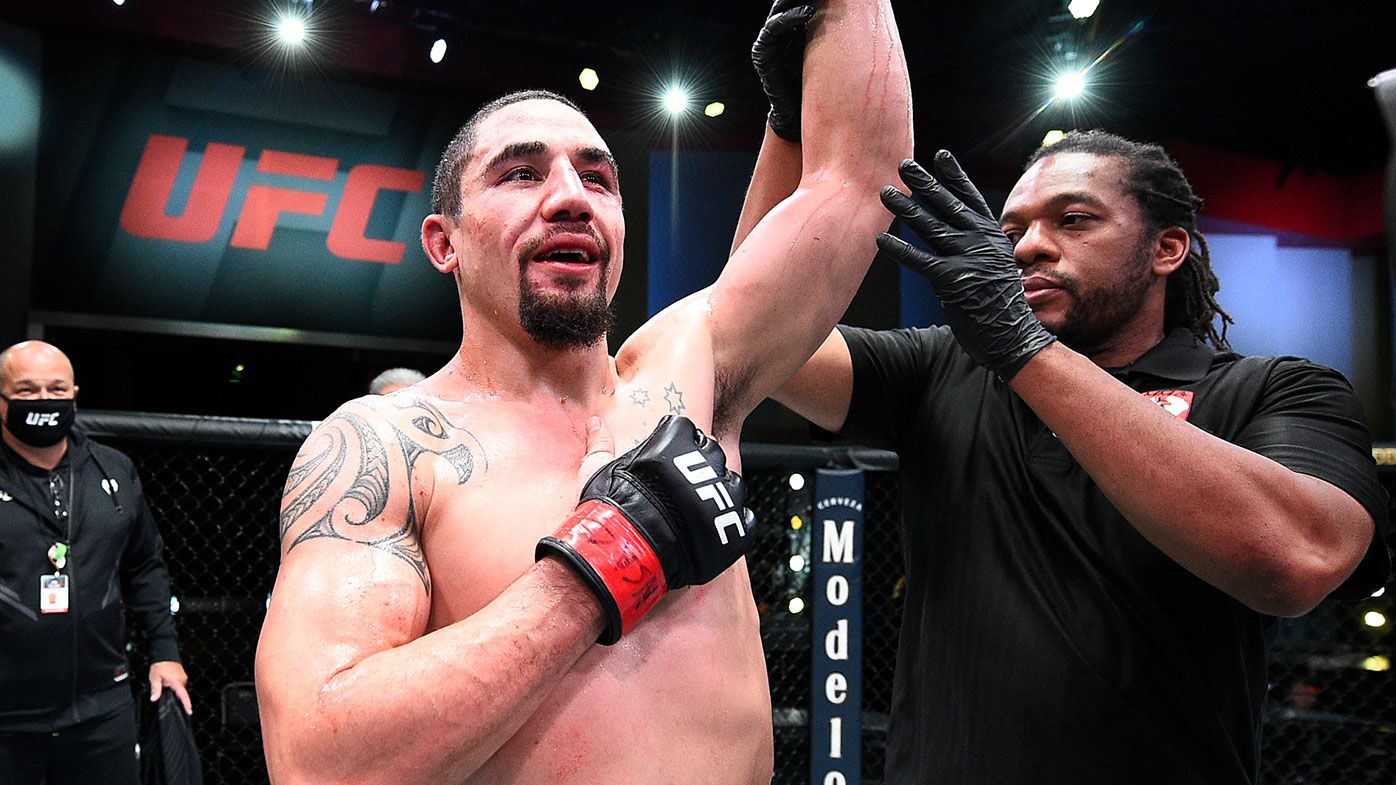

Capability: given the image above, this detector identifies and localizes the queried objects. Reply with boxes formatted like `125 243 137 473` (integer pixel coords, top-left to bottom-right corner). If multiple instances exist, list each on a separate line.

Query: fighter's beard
515 223 615 351
518 278 614 351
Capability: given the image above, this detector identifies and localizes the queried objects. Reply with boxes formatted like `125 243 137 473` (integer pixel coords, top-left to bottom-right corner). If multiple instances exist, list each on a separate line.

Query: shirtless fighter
254 2 911 783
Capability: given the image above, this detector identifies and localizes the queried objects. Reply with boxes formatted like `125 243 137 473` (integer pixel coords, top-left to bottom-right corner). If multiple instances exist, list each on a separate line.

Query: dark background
2 1 1386 173
0 0 1392 431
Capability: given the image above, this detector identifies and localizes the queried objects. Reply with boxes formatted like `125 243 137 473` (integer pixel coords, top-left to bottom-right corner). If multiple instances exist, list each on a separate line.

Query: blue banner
810 468 864 785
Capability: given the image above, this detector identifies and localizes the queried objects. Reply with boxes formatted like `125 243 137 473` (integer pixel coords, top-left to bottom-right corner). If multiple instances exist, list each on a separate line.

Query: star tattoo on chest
662 383 686 415
630 387 651 407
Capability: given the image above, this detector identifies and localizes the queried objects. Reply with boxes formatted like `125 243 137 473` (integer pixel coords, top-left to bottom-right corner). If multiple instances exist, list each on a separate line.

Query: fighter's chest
414 401 681 623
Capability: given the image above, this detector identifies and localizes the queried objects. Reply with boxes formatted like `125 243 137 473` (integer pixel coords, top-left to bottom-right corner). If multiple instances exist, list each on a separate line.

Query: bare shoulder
279 393 488 595
614 290 716 381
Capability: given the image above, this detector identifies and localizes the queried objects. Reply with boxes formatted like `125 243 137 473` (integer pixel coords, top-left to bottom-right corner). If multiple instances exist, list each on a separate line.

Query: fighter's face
453 99 625 350
999 152 1166 357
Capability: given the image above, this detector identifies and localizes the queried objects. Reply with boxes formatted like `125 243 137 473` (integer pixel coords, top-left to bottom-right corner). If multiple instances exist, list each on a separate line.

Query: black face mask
2 396 77 448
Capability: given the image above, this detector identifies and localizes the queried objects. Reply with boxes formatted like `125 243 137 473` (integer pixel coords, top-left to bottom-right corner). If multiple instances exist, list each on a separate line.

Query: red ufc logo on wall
118 134 426 264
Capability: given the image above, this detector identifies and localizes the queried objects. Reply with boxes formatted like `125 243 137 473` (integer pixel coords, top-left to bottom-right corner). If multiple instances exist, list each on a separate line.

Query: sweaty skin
255 2 912 784
277 359 770 784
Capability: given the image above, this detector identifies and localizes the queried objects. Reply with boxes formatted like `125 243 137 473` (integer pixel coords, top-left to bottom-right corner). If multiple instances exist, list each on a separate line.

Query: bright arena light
788 473 806 491
429 38 447 64
789 555 807 572
277 14 308 46
1054 69 1087 101
1372 587 1386 598
1362 655 1391 672
663 86 689 116
1042 129 1067 147
788 597 806 614
578 68 599 91
704 101 726 118
112 0 126 5
1067 0 1100 20
1364 610 1388 628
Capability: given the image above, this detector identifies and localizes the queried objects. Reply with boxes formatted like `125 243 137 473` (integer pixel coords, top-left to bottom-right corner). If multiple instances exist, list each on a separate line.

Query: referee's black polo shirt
824 324 1390 785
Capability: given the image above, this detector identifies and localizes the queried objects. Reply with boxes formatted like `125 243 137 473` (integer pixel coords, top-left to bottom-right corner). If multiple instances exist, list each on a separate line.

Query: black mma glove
752 0 816 143
537 415 755 645
877 152 1057 381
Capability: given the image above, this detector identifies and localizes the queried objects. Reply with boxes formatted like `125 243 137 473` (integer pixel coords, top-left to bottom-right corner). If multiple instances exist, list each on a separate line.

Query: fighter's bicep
706 183 870 421
266 546 430 664
256 543 431 751
279 405 430 593
262 406 432 727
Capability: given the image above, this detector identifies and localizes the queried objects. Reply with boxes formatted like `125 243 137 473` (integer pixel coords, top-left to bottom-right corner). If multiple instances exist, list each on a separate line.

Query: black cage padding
78 410 314 449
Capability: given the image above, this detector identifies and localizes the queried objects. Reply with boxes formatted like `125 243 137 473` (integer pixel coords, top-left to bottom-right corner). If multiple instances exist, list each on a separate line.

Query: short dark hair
430 89 585 219
1025 130 1233 349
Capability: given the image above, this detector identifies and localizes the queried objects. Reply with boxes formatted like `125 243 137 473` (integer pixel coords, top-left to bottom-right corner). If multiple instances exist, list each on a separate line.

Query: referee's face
1001 153 1170 357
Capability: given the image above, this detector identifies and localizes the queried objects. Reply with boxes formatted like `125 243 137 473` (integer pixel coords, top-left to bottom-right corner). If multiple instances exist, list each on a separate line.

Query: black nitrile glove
752 0 816 143
877 152 1057 381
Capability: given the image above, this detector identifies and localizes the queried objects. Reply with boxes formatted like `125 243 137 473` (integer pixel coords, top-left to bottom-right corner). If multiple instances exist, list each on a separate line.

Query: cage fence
79 412 1395 785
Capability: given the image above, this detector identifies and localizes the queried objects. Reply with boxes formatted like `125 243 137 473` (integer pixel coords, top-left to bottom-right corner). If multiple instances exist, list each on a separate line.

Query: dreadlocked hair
1024 130 1234 350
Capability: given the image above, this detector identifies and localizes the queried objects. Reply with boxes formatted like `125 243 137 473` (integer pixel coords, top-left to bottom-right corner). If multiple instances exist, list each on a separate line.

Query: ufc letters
119 134 425 265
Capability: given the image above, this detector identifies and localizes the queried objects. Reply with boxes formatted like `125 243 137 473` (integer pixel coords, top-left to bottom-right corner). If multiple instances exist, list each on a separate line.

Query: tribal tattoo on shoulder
278 397 487 594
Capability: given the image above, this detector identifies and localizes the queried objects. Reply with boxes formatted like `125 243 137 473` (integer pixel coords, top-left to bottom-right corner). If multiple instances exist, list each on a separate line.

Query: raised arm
730 126 802 260
706 0 911 434
729 0 808 256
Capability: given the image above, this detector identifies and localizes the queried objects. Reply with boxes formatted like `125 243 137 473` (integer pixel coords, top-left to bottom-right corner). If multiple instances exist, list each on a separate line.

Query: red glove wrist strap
556 500 669 638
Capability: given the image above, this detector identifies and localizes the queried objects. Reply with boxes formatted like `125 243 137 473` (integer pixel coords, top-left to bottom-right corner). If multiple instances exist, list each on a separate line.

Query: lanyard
45 465 74 573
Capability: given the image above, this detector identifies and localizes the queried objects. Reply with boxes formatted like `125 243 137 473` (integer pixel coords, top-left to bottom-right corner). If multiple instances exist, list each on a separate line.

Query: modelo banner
810 468 864 785
32 40 470 341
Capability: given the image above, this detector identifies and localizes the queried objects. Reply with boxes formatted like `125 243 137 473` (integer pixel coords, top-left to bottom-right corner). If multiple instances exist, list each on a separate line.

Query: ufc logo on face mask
25 413 60 427
673 451 746 545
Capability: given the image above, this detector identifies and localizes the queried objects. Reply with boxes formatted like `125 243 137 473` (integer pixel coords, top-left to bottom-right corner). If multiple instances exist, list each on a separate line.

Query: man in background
0 340 192 785
368 367 425 395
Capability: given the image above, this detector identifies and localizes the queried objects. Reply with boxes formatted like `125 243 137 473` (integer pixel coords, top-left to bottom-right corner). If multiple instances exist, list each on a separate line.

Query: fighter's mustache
518 223 611 269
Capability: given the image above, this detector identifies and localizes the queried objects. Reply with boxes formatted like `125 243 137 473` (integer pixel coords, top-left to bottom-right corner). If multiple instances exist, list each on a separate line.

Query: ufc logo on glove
673 451 747 545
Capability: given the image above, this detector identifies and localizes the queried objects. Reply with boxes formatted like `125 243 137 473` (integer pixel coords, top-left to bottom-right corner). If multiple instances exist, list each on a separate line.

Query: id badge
39 574 69 614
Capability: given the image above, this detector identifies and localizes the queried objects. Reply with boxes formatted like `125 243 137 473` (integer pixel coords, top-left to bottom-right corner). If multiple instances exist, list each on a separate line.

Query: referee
774 132 1389 784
